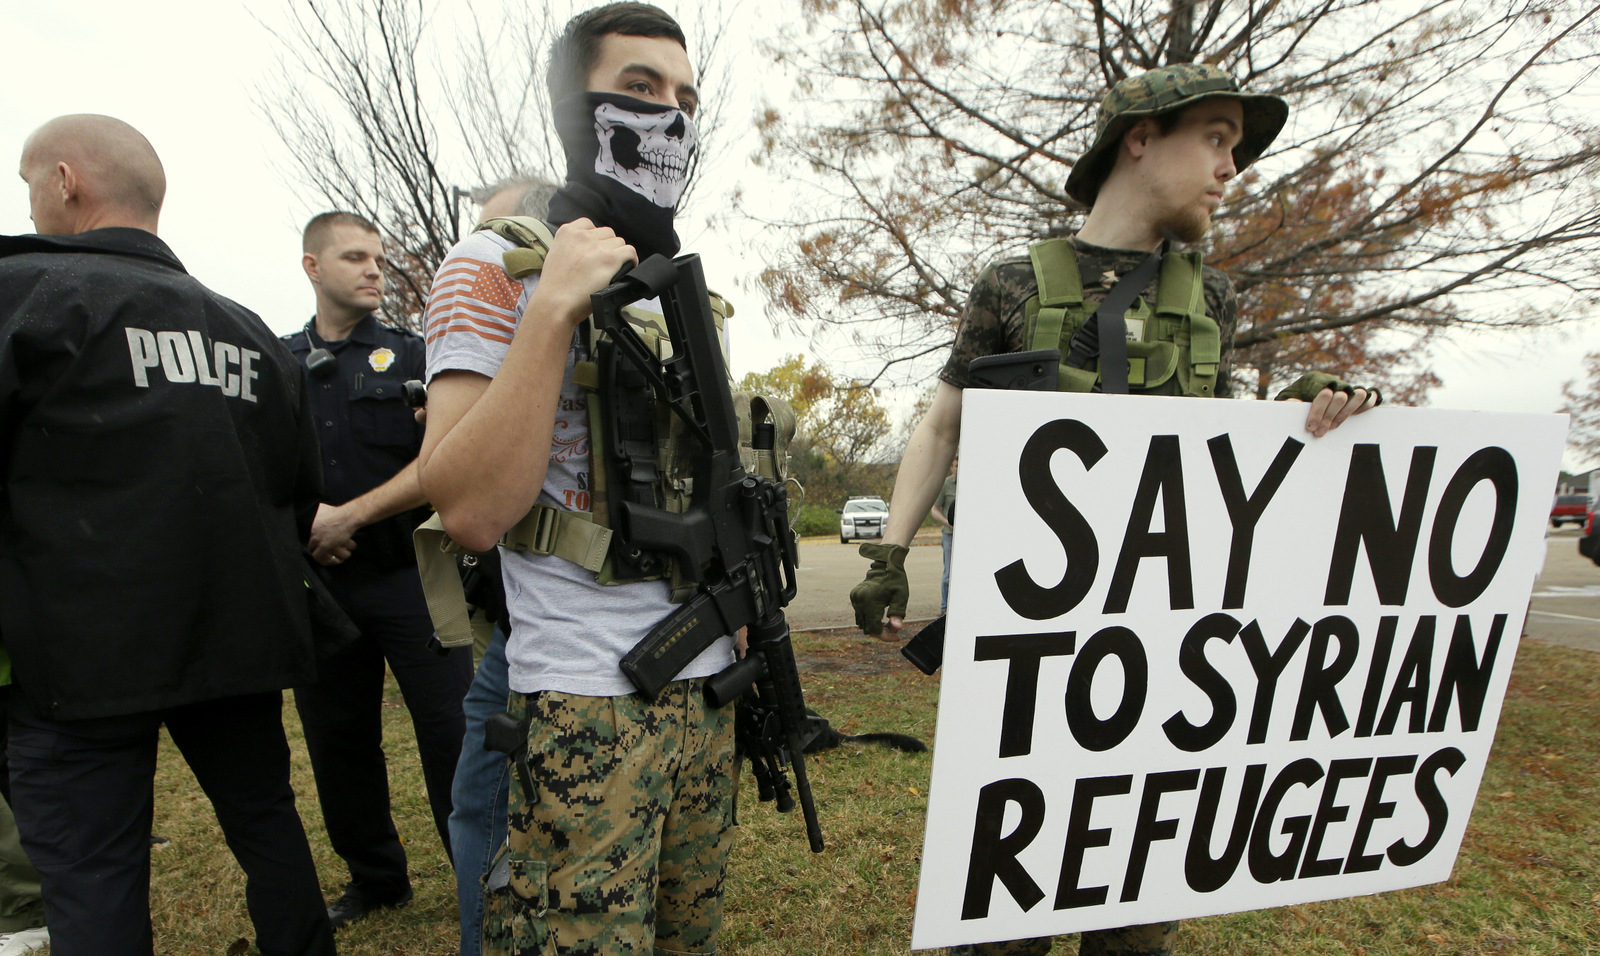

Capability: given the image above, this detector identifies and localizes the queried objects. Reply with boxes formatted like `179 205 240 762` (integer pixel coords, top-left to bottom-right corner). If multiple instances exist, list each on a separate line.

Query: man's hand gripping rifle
593 254 823 853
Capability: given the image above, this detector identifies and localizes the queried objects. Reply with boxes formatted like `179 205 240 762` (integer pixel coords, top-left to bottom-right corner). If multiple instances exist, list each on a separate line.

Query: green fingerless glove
1275 371 1382 407
850 542 911 636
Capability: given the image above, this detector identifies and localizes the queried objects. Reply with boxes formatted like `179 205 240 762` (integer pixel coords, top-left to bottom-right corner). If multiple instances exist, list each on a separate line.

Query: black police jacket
0 228 323 720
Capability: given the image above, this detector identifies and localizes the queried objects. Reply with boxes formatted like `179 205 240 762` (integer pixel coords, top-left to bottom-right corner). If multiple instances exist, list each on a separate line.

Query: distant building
1557 470 1597 498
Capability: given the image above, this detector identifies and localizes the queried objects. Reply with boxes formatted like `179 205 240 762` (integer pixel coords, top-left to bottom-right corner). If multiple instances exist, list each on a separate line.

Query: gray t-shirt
425 229 734 696
934 474 957 537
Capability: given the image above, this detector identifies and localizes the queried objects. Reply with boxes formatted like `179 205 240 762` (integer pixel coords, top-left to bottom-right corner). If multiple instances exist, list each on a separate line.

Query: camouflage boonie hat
1065 63 1289 206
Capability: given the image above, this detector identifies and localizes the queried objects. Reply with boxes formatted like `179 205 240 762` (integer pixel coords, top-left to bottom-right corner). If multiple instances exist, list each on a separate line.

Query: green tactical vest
1022 238 1221 398
414 217 796 649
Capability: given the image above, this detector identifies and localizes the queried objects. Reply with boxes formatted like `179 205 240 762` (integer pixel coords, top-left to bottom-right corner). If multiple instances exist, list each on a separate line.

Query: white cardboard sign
911 391 1567 949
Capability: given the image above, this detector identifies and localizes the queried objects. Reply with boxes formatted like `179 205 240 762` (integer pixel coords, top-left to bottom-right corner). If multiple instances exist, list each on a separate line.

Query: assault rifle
592 254 824 853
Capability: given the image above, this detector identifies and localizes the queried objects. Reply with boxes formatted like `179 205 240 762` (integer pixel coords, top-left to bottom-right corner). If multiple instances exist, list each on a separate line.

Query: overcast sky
4 1 1597 472
0 1 812 367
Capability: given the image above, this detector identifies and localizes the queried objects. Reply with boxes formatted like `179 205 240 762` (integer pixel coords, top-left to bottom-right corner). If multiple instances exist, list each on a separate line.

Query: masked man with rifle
850 65 1380 956
418 5 816 954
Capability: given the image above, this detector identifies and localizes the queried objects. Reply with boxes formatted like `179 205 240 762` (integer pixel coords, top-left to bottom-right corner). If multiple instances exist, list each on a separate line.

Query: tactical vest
415 217 796 648
1022 238 1221 398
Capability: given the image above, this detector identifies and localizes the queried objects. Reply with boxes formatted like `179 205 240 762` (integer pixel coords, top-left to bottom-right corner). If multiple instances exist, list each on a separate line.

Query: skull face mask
593 102 698 207
548 92 699 263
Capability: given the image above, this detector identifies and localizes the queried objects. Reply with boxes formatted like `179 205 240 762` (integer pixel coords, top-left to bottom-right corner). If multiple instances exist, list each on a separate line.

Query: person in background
443 175 555 956
0 645 46 956
284 211 474 929
931 456 958 615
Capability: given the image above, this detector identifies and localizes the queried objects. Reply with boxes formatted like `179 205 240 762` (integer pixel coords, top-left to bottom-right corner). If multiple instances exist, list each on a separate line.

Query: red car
1551 494 1589 528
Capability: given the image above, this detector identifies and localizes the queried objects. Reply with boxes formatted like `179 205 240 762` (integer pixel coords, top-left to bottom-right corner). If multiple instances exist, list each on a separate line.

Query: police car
838 496 890 544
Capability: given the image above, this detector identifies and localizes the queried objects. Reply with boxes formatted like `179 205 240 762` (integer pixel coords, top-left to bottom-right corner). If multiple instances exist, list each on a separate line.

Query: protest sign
911 391 1567 949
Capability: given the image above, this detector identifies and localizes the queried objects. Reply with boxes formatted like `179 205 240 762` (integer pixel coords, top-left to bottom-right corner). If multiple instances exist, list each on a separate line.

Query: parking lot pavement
788 527 1600 652
1527 526 1600 653
788 531 946 631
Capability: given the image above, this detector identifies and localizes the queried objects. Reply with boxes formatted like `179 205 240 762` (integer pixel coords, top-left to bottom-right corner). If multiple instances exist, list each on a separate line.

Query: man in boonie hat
850 62 1381 956
1064 62 1288 217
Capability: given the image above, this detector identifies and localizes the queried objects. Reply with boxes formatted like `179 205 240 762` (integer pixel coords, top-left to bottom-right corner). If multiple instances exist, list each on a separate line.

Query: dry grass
133 631 1600 955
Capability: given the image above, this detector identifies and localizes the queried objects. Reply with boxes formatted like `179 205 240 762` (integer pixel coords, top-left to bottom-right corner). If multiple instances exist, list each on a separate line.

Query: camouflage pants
482 680 736 956
945 921 1180 956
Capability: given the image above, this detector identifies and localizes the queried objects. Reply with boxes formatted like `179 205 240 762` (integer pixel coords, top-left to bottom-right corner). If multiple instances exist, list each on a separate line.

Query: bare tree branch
256 0 736 329
759 0 1600 399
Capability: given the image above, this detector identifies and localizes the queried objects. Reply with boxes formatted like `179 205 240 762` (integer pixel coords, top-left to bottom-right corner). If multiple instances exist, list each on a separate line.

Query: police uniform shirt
282 314 425 507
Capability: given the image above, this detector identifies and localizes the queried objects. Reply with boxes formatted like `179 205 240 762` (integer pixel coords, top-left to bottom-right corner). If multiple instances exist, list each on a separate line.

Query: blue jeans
941 531 953 615
449 625 511 956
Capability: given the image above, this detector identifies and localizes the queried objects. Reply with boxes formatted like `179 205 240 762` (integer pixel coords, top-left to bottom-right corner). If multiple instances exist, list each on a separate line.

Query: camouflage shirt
939 237 1238 399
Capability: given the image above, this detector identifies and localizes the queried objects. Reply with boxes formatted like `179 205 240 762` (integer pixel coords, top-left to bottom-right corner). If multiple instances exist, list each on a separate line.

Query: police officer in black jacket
283 212 472 928
0 115 335 956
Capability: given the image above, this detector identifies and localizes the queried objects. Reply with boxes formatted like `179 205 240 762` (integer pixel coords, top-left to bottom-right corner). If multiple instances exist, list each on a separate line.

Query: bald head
19 114 165 235
474 177 556 222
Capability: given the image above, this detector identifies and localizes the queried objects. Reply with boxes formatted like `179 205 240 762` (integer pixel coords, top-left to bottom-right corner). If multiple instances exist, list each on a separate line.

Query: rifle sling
1064 248 1163 394
413 506 612 650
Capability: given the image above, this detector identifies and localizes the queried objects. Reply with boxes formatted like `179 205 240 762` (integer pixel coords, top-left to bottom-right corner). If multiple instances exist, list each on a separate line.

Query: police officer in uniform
0 114 334 956
284 212 473 928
